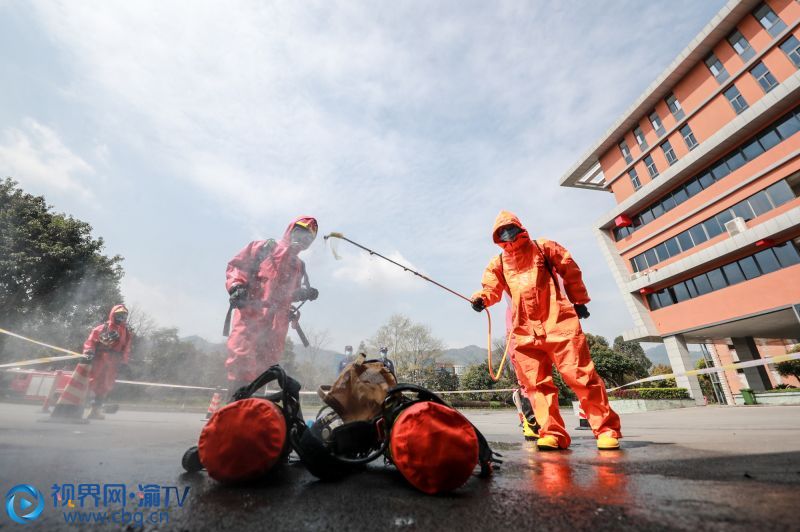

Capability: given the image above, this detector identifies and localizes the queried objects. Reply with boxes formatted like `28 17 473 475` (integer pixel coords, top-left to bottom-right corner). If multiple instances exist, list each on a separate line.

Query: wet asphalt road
1 402 799 531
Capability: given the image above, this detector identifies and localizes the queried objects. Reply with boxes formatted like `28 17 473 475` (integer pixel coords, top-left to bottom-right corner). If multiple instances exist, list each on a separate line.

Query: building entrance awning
671 306 800 343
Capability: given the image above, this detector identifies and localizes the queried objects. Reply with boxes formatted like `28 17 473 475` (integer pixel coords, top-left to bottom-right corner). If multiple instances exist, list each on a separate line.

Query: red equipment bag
199 398 287 483
182 365 305 483
384 384 500 494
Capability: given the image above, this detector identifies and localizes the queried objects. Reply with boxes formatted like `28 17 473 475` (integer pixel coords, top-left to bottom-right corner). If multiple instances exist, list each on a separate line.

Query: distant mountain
645 343 704 368
438 345 487 366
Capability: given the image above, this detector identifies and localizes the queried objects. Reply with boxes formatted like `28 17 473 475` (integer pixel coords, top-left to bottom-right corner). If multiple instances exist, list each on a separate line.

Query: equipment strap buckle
375 417 387 442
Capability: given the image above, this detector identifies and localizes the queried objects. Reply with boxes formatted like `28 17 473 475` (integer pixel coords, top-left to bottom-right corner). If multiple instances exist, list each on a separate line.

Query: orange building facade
561 0 800 403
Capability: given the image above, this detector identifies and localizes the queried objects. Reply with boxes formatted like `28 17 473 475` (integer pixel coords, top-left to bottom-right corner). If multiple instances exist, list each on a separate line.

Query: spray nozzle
324 232 344 260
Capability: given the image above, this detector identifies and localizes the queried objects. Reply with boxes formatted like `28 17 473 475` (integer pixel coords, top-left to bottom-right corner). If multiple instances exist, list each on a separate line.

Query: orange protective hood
281 215 318 248
108 304 128 323
492 210 530 252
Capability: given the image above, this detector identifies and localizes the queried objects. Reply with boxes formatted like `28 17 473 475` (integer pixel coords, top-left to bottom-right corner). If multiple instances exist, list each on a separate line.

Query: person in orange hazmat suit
471 211 621 450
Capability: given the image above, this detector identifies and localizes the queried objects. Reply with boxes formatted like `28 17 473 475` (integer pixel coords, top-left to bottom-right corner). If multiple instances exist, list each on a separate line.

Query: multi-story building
560 0 800 403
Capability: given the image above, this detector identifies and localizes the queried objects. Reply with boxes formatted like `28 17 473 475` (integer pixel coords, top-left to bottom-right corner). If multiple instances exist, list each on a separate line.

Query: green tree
416 367 459 392
776 359 800 382
460 361 516 401
592 345 641 388
650 363 677 387
0 178 123 360
695 358 717 403
613 335 652 372
586 333 609 351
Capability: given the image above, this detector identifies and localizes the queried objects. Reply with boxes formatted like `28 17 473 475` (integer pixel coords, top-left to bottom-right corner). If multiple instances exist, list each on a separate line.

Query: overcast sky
0 0 727 352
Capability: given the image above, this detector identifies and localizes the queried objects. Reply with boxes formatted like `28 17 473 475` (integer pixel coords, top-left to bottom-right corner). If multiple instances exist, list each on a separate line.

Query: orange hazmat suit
473 211 621 448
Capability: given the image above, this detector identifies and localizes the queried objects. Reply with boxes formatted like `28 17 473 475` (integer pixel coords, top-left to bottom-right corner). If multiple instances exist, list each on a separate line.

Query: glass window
644 248 658 268
633 126 648 149
780 35 800 68
731 200 755 221
699 171 715 188
641 209 654 224
633 255 648 272
685 278 699 298
774 242 800 267
776 113 800 139
722 262 746 285
629 169 641 190
704 217 724 239
751 61 779 93
647 293 661 310
661 140 677 165
716 208 735 229
655 242 670 262
649 112 665 136
686 179 702 197
738 256 761 279
753 3 787 37
742 138 764 160
651 201 665 218
724 85 748 114
665 93 685 120
711 161 730 180
673 186 690 205
765 180 795 206
726 150 746 172
754 248 780 274
728 30 755 61
661 194 677 212
680 124 698 150
693 273 712 295
758 128 780 150
677 231 694 251
748 190 773 216
665 238 681 257
705 53 729 82
657 289 674 308
672 282 690 302
619 141 633 164
689 224 708 245
644 155 659 178
707 268 728 290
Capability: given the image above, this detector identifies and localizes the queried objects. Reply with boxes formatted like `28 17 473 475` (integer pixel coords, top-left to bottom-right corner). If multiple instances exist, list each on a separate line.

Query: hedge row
610 387 690 400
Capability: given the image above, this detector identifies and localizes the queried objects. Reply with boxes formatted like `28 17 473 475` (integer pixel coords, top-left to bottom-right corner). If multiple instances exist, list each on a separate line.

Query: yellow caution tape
607 352 800 392
0 327 86 368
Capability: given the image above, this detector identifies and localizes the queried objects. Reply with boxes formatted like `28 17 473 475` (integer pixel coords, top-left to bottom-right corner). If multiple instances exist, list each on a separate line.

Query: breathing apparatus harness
295 369 501 492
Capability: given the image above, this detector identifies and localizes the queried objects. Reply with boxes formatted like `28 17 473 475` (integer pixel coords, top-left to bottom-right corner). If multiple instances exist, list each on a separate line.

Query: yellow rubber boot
536 435 560 450
522 418 539 441
597 433 620 450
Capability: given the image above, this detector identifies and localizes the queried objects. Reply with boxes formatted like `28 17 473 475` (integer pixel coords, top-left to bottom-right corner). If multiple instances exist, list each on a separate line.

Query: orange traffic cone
47 363 91 423
40 370 65 413
575 406 590 430
204 390 222 420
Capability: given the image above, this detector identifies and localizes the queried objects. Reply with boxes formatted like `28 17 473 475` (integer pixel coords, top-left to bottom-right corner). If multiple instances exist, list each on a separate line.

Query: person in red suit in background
83 304 132 420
